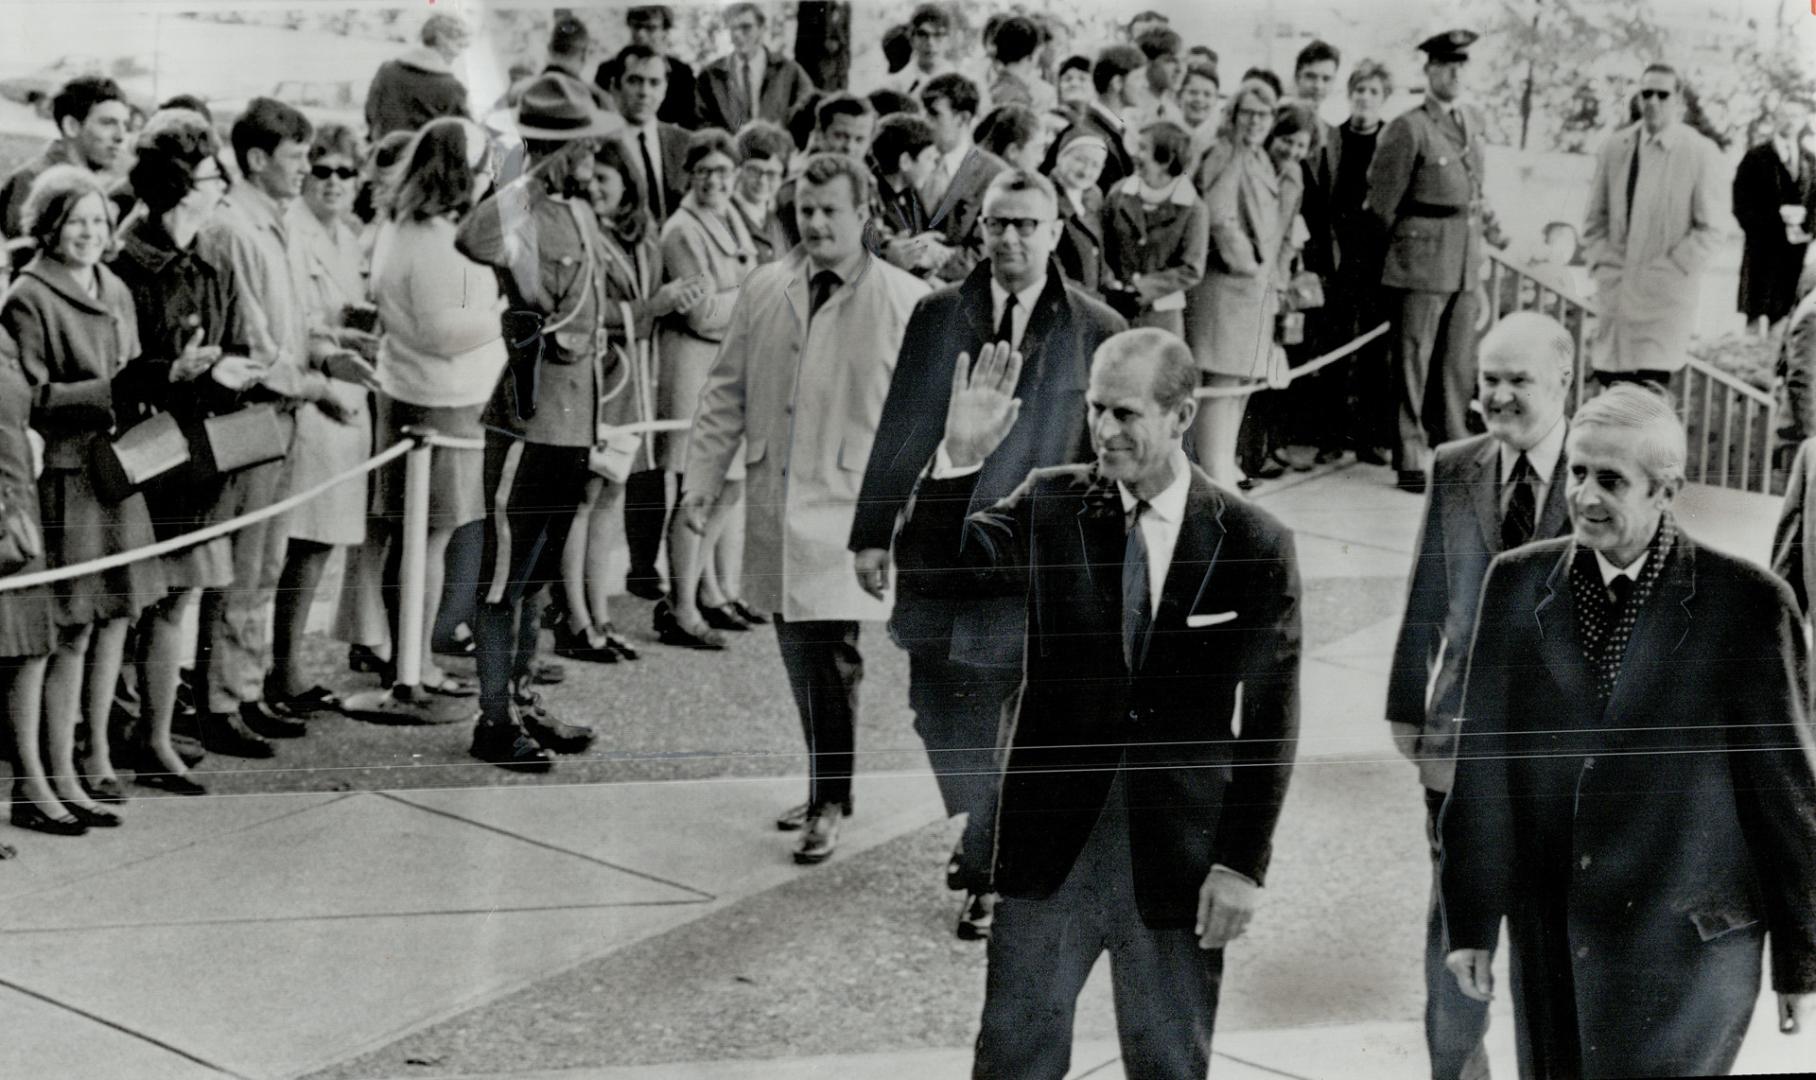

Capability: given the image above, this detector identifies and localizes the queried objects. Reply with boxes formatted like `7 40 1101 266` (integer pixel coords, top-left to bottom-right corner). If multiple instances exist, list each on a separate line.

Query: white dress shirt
1777 135 1801 179
631 122 664 203
743 48 767 112
1118 449 1192 618
1593 547 1648 587
1498 416 1566 517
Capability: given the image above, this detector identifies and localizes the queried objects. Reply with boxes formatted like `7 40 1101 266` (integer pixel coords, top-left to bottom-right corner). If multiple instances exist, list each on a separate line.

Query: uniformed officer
1365 30 1503 492
456 76 706 771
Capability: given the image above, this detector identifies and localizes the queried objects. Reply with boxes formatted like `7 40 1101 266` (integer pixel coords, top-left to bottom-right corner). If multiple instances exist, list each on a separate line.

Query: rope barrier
1192 320 1390 400
0 438 414 595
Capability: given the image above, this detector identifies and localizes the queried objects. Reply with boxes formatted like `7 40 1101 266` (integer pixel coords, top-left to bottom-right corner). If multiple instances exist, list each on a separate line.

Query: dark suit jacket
926 147 1007 283
848 262 1127 667
1733 140 1816 322
620 123 691 222
896 462 1300 925
1387 433 1570 790
1441 533 1816 1077
1056 186 1106 295
694 51 816 134
596 55 697 129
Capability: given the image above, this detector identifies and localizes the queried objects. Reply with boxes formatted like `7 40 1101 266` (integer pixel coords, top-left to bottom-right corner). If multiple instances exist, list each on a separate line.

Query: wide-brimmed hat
497 73 624 142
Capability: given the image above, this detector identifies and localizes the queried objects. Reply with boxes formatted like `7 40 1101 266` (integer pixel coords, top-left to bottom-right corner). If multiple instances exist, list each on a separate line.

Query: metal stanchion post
395 428 434 690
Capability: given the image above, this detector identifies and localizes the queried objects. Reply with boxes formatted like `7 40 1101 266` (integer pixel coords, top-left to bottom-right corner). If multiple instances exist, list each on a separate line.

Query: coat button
1128 709 1141 721
1576 946 1589 959
1583 757 1596 769
1579 855 1591 869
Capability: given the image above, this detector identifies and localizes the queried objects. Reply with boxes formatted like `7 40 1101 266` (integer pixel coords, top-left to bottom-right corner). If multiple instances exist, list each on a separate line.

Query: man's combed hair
816 92 875 132
1096 327 1197 411
873 113 937 171
1294 39 1341 73
1573 384 1688 490
230 96 313 178
735 120 794 164
51 76 126 131
1479 312 1576 381
798 152 875 206
922 73 981 120
1093 45 1147 96
984 167 1058 211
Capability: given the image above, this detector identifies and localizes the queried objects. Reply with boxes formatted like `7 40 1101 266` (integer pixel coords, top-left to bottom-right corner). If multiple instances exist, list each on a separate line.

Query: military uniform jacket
1365 97 1489 293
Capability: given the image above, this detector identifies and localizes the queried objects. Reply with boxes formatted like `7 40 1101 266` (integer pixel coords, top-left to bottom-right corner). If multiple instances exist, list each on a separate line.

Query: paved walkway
3 463 1808 1079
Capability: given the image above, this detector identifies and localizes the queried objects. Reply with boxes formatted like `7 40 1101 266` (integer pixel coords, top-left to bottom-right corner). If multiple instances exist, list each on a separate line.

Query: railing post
395 426 436 690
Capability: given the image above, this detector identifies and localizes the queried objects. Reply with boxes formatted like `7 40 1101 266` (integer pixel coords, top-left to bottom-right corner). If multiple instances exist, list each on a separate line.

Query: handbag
589 299 644 484
95 411 191 503
201 404 285 475
1287 271 1325 311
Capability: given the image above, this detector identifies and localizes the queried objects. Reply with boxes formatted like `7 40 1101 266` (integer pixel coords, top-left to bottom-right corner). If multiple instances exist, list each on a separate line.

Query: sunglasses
1638 89 1673 101
311 164 358 181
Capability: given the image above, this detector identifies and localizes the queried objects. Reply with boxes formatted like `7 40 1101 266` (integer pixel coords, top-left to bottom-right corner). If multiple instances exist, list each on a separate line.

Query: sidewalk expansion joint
0 899 711 936
0 973 248 1078
372 790 720 902
1212 1049 1320 1080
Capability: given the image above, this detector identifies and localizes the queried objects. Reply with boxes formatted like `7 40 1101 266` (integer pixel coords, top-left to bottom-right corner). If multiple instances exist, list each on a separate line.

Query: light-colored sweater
369 216 507 409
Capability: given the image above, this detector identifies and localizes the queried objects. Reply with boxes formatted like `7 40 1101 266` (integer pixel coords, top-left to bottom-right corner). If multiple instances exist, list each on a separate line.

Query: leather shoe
81 776 128 804
469 719 553 773
793 803 844 864
1395 469 1429 494
242 701 307 739
513 691 595 754
135 771 208 797
775 798 853 831
726 599 768 626
10 799 87 836
956 890 999 940
200 710 275 759
700 602 754 632
172 733 206 767
66 801 123 828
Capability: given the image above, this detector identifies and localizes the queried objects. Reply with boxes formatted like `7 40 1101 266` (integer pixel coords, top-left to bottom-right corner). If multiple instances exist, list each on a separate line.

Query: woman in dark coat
1100 119 1209 337
1733 99 1816 331
109 110 262 796
4 165 164 828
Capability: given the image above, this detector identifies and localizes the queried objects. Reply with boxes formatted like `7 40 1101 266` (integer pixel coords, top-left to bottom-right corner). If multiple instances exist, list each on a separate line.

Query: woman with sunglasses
655 128 758 649
4 166 163 830
552 140 704 664
109 111 267 796
266 123 375 718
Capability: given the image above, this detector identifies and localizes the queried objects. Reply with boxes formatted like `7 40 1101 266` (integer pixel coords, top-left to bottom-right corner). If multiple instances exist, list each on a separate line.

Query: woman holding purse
655 128 758 650
1101 119 1209 337
553 140 703 664
5 166 165 828
0 329 68 839
1185 86 1308 488
109 111 265 796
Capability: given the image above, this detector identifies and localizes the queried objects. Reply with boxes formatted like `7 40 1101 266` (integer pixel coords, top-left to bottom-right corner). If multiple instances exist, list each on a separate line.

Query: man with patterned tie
1441 384 1816 1078
695 3 816 135
1387 311 1576 1080
1365 29 1503 493
681 154 930 865
850 169 1125 939
892 328 1301 1079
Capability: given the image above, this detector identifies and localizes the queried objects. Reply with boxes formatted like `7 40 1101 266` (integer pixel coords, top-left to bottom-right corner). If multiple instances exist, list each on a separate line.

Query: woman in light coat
656 129 759 649
1185 86 1308 488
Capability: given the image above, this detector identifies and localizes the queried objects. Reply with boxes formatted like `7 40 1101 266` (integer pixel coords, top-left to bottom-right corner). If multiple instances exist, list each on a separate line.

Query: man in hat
456 75 708 771
1366 29 1502 493
365 12 472 140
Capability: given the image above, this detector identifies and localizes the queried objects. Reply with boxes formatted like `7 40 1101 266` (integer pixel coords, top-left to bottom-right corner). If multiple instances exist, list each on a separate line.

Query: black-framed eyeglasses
981 216 1050 237
311 164 358 181
1639 89 1673 101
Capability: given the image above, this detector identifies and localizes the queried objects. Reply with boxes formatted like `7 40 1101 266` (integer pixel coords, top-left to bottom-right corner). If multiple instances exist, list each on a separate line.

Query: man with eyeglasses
607 44 691 223
889 4 960 99
730 121 794 263
850 169 1126 940
1366 29 1503 494
695 2 815 134
1581 63 1724 389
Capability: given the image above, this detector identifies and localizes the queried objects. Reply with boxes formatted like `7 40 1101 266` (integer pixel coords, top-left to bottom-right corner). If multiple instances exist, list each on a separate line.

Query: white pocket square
1186 611 1238 628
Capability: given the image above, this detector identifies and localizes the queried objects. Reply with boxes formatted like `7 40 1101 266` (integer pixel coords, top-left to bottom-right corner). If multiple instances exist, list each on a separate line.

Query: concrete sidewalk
2 465 1801 1080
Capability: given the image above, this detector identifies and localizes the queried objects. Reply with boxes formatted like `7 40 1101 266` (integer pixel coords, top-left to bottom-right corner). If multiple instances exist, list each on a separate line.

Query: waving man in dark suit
897 328 1301 1079
1441 385 1816 1078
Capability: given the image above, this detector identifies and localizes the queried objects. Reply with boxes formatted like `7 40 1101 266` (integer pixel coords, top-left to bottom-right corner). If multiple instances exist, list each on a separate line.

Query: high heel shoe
135 771 208 797
80 776 128 804
725 599 768 626
10 786 88 836
550 619 619 663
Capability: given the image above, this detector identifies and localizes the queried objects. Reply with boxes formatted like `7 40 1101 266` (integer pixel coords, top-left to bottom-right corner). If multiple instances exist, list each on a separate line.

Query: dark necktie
741 61 757 124
1625 136 1643 213
1501 453 1537 550
1607 573 1634 614
639 131 664 219
1122 500 1152 670
996 292 1018 350
808 269 840 322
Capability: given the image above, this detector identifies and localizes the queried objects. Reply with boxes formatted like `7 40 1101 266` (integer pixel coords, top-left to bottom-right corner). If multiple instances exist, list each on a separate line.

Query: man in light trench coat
682 152 933 865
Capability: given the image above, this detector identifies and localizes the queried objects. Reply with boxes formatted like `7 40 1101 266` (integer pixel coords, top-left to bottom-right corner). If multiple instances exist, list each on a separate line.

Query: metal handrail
1483 250 1779 494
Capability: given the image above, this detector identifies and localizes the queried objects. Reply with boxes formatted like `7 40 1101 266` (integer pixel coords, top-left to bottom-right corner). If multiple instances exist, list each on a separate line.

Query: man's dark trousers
974 770 1224 1080
1425 788 1492 1080
1392 287 1480 471
908 650 1021 884
774 616 864 809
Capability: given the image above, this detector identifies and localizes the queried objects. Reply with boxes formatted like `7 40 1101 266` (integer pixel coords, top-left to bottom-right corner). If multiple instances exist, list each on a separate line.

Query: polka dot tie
1571 517 1677 705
